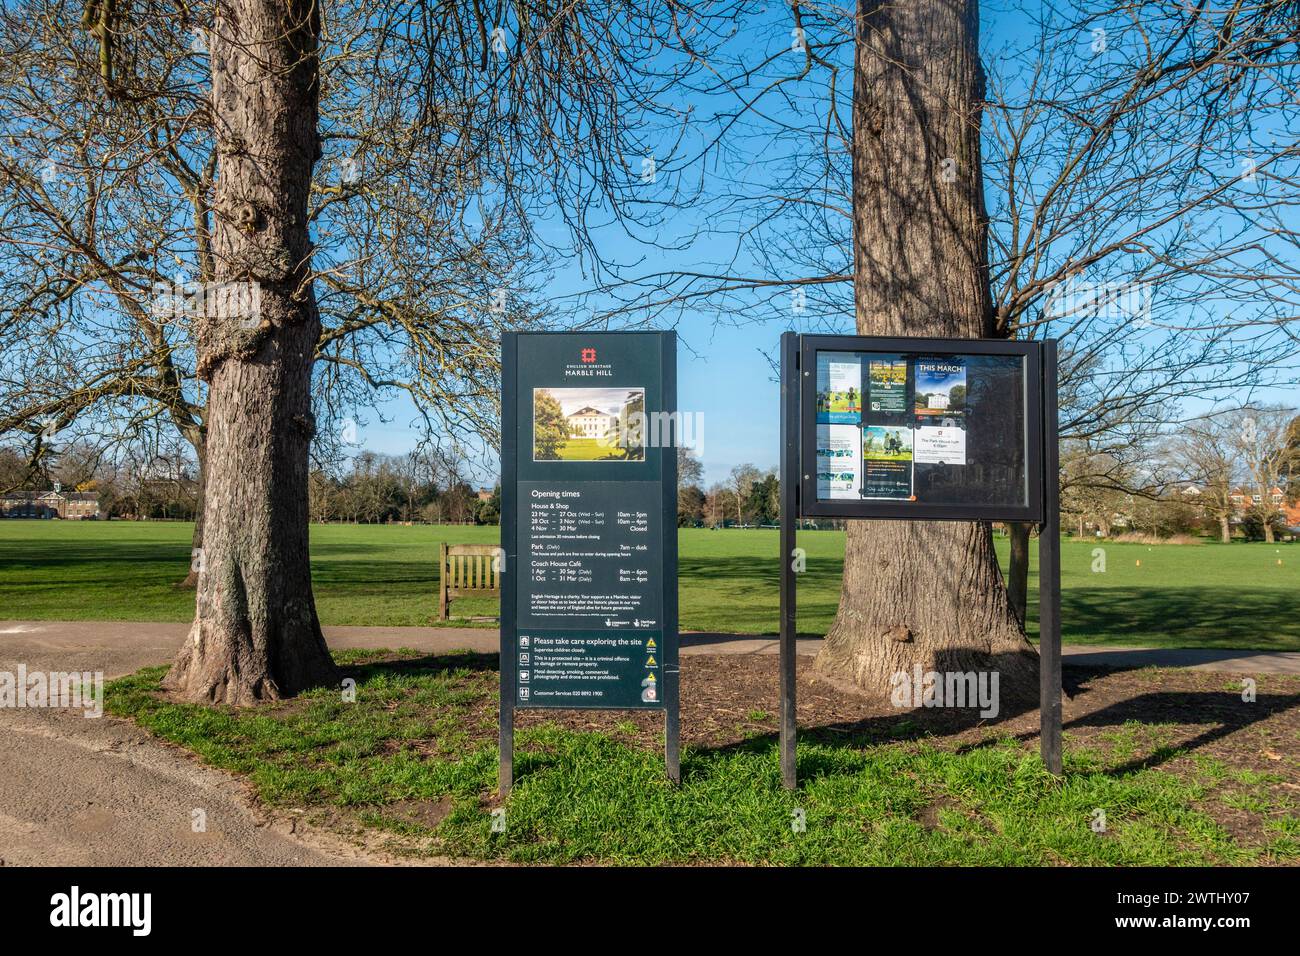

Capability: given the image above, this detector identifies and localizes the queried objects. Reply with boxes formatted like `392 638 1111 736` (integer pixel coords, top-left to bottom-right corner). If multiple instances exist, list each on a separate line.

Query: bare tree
677 447 704 489
727 463 762 527
1175 412 1242 543
2 0 716 701
586 0 1300 697
704 482 729 527
0 0 547 591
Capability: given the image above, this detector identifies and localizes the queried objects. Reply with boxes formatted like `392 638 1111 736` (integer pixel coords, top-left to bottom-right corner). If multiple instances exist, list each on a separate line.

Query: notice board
500 331 678 712
798 335 1044 522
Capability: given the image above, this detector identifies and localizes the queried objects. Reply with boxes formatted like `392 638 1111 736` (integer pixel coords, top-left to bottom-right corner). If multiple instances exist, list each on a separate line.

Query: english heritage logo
49 886 152 936
565 346 613 377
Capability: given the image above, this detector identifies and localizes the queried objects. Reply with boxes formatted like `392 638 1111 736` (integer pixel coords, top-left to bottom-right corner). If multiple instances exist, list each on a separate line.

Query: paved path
0 706 358 866
2 619 1297 867
2 619 1299 677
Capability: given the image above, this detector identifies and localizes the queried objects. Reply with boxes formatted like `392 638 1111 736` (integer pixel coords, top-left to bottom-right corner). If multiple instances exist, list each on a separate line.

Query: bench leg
438 543 448 621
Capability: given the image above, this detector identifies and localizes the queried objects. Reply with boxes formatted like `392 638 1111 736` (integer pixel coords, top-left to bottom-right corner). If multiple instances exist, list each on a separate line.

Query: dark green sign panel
499 331 679 788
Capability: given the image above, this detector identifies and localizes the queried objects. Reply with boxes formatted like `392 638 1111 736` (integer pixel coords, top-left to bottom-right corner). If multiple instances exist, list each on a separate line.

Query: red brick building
0 491 101 519
1227 486 1299 533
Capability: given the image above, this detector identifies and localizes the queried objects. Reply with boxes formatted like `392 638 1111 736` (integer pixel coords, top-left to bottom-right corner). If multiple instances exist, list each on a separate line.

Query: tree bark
163 0 336 704
814 0 1037 700
1219 513 1230 543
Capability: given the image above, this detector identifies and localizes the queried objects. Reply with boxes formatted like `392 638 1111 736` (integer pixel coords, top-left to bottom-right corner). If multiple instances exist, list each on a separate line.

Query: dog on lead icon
641 674 657 703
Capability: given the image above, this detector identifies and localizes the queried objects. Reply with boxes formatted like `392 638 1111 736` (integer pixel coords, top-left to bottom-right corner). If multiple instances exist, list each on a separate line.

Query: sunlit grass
102 653 1297 866
3 521 1298 649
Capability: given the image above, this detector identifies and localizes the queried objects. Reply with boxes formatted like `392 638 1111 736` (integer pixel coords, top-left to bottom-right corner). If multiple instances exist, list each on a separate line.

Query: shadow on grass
1 542 193 568
677 554 841 590
1060 587 1300 649
1061 688 1300 776
680 664 1300 787
323 650 1298 792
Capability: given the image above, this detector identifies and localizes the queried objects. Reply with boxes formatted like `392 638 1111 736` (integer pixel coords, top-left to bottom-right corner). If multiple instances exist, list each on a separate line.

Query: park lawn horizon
1 520 1298 650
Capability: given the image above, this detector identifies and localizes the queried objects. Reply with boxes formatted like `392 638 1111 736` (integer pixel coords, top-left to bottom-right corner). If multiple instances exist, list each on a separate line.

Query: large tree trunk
163 0 336 704
1219 513 1230 543
814 0 1037 700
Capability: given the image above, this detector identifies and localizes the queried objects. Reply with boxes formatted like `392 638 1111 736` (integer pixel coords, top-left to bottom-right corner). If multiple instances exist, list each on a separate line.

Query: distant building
0 491 101 519
1286 500 1300 533
566 406 617 438
1228 486 1285 516
476 487 493 502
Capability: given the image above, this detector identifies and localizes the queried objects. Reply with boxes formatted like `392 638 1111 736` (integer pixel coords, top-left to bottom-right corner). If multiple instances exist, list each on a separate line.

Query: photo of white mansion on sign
532 387 647 461
566 405 619 438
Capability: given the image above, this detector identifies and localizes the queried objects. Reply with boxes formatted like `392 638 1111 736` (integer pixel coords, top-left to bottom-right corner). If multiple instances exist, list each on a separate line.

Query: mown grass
3 520 1299 649
103 652 1300 866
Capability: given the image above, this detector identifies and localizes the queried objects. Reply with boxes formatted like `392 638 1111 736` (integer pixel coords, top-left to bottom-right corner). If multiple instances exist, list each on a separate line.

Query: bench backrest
438 543 501 618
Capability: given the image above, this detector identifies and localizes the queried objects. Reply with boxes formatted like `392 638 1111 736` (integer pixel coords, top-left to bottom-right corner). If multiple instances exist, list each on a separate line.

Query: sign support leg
665 693 680 784
779 331 799 790
500 696 514 796
499 331 518 798
1039 339 1063 775
664 332 681 785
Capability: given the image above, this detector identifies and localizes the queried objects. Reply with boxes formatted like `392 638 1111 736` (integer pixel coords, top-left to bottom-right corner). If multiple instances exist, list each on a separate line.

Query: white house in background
567 406 617 438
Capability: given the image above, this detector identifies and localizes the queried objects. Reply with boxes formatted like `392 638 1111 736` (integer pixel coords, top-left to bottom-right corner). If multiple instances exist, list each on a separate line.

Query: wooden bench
438 543 501 620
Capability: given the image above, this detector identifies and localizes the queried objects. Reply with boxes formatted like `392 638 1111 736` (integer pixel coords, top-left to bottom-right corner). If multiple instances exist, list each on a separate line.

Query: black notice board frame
797 334 1044 523
778 332 1062 790
498 330 679 795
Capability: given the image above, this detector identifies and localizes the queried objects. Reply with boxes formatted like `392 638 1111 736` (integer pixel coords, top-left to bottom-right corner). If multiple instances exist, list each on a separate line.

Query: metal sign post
777 333 1062 789
499 331 679 795
1038 340 1063 774
778 332 799 791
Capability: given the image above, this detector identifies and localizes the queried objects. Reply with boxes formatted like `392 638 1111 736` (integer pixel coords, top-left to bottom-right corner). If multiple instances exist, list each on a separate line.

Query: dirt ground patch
512 656 1293 746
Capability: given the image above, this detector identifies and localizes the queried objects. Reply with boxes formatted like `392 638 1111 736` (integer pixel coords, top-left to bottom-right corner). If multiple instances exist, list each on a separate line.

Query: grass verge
104 650 1299 866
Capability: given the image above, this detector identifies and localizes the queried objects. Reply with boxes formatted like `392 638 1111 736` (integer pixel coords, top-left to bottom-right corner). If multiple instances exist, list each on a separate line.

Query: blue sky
349 2 1299 489
356 320 786 487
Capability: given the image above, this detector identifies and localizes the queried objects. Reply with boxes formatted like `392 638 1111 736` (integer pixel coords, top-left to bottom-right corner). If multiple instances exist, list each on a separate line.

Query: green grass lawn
102 650 1300 865
548 437 643 461
2 520 1298 649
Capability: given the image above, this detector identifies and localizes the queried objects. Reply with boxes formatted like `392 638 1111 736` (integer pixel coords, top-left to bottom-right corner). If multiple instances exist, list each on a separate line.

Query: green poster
867 355 907 415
